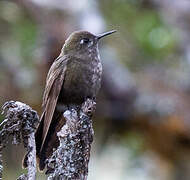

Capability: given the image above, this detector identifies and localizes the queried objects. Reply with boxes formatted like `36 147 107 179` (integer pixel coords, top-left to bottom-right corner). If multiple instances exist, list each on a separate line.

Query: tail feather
22 114 44 169
22 110 65 171
22 153 28 169
38 110 65 171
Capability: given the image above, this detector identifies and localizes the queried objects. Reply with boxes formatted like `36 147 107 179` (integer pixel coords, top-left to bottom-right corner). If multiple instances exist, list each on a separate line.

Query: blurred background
1 0 190 179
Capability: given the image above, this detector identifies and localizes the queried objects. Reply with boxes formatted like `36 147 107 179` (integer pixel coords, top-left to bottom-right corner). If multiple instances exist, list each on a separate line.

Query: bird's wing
40 55 68 151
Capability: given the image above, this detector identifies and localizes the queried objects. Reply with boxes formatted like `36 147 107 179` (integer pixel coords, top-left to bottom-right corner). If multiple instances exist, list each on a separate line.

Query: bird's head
62 30 116 58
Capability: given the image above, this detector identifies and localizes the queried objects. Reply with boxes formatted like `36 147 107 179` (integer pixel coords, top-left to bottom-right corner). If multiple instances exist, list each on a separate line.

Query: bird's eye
80 38 90 44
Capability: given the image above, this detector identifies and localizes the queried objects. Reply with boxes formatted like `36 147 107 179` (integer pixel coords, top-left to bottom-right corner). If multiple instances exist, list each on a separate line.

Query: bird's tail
22 110 65 171
22 112 45 169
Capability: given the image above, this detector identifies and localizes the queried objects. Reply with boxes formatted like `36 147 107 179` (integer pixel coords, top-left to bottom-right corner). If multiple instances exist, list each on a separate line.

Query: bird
23 30 116 171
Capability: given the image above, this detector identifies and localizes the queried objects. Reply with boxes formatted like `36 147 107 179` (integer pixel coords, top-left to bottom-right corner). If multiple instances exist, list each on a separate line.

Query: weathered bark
1 99 95 180
47 99 96 180
0 101 39 180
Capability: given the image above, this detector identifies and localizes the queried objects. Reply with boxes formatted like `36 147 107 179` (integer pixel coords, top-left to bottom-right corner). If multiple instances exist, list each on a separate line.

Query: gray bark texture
0 101 39 180
47 99 96 180
0 99 96 180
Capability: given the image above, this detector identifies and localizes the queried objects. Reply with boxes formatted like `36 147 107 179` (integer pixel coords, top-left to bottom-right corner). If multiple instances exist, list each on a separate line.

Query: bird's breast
60 57 102 105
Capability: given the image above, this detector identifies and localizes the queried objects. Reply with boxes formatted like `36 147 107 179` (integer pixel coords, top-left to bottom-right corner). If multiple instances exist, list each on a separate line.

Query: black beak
97 30 117 40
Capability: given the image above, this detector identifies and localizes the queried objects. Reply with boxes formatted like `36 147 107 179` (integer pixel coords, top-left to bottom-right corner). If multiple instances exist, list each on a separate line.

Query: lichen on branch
0 99 96 180
47 99 96 180
0 101 39 180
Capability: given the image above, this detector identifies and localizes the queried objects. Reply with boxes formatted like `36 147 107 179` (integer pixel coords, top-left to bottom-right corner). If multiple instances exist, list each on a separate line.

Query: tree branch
46 99 96 180
0 99 96 180
0 101 39 180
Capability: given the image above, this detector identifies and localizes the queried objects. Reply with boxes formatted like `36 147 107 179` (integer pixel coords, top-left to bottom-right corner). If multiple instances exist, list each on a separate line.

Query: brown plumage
23 30 116 171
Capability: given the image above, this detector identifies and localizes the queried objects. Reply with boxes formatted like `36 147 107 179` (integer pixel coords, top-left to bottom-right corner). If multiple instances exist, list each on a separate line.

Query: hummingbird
25 30 116 171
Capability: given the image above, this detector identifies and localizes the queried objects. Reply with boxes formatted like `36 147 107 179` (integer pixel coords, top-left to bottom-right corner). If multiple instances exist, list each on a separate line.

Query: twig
0 101 39 180
46 99 96 180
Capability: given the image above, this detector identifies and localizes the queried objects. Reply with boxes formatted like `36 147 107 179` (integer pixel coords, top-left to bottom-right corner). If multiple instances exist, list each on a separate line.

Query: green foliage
101 0 176 61
122 131 145 158
0 1 37 66
12 17 37 62
133 11 174 58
